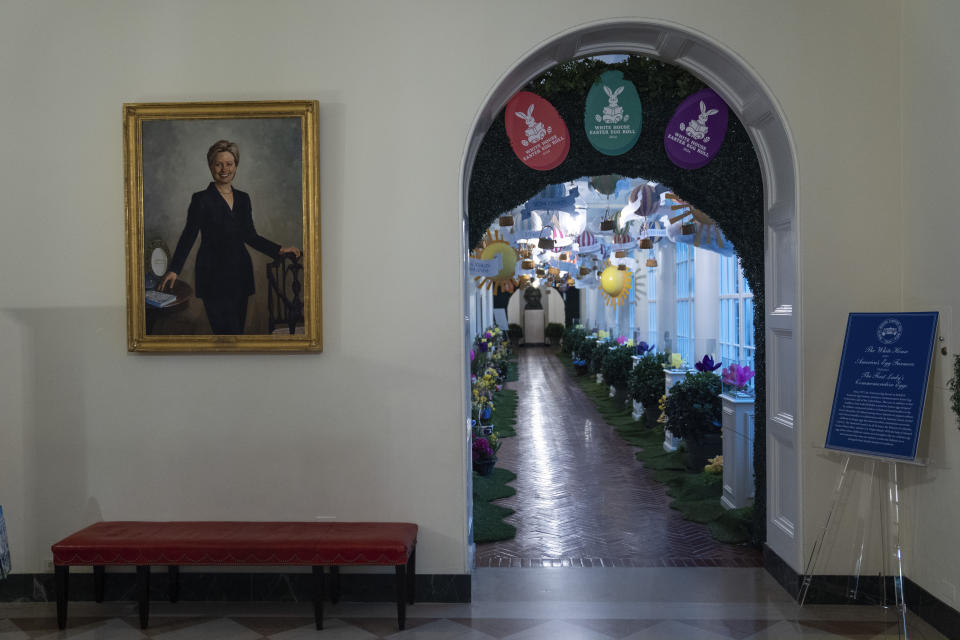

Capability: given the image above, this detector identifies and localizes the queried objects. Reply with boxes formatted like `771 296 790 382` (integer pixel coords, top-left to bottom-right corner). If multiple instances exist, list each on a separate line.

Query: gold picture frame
124 100 322 352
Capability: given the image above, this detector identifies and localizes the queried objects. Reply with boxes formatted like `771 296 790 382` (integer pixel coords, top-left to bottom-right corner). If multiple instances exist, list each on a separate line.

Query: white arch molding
459 18 802 573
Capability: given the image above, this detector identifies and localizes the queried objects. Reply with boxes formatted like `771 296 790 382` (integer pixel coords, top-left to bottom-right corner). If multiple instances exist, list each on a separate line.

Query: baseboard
763 545 960 640
0 571 470 604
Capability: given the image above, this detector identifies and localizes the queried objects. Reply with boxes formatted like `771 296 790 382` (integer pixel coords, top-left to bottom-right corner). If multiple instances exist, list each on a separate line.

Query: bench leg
168 565 179 603
395 565 406 630
407 547 416 604
55 565 69 630
312 566 324 630
136 565 150 629
93 566 105 603
329 566 340 604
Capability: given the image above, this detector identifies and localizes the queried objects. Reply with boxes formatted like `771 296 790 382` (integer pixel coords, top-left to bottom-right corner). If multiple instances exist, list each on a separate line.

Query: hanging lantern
681 223 696 235
579 266 591 277
518 275 531 288
600 219 616 231
498 214 514 227
535 268 546 277
617 264 628 271
638 238 654 249
646 257 658 268
548 267 560 277
559 252 569 261
521 259 535 270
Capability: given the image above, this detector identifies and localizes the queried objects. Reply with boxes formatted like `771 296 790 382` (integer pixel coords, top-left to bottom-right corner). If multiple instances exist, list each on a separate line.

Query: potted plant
628 351 669 416
508 323 523 348
602 344 635 403
664 370 723 470
472 432 501 476
563 326 586 356
545 322 565 347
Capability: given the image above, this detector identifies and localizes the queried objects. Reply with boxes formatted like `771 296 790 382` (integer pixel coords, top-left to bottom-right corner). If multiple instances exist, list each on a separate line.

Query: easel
799 451 923 639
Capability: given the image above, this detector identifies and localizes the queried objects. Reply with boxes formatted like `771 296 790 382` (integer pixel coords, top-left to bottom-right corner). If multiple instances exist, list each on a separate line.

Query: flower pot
473 457 497 476
683 431 723 471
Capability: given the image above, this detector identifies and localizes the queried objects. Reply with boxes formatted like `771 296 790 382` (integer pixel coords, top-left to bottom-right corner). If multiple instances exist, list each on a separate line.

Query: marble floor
0 568 945 638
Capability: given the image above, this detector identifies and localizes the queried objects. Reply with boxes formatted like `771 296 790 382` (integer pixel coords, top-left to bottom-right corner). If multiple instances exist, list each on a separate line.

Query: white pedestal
523 309 545 344
662 369 691 452
720 393 756 510
631 355 644 369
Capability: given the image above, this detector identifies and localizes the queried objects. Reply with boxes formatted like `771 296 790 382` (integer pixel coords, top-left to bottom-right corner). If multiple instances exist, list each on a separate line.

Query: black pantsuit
168 183 281 334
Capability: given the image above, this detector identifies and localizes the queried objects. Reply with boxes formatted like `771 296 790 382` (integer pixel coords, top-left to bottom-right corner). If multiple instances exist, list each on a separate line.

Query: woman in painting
159 140 301 334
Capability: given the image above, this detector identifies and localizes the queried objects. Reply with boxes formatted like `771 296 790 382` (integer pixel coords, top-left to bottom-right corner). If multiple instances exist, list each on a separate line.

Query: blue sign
826 312 939 461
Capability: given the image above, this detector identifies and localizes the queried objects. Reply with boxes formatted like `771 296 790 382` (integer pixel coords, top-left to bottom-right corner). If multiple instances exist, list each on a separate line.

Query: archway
460 19 800 574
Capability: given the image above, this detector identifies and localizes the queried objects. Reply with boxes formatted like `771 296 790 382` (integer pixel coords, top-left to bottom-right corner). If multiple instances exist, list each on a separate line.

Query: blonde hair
206 140 239 166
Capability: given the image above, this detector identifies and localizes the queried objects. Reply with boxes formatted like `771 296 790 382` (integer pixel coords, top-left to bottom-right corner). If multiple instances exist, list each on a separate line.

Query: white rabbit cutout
596 85 629 124
680 100 719 141
515 104 550 146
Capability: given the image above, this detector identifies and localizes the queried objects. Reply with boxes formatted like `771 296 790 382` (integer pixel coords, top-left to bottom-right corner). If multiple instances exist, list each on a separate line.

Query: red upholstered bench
51 521 418 631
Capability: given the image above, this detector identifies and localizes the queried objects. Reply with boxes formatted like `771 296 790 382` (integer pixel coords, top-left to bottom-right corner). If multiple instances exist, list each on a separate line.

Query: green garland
949 355 960 428
467 55 767 543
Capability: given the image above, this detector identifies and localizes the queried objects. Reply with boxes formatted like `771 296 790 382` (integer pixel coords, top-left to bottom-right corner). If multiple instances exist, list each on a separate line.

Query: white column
721 393 756 509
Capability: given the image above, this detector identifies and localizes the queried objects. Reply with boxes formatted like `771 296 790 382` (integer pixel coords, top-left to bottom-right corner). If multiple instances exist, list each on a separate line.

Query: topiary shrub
628 352 669 413
545 323 566 346
578 338 598 369
665 371 722 444
562 326 586 355
589 341 610 376
602 344 635 393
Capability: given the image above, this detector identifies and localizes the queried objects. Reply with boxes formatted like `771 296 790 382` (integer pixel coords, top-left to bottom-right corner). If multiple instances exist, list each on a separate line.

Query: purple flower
479 340 489 353
472 436 494 462
722 363 755 389
695 355 722 372
636 341 654 355
470 349 475 362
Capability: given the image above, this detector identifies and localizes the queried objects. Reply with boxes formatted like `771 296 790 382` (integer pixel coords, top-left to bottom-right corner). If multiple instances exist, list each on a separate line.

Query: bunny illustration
680 100 719 141
595 85 628 124
515 104 549 146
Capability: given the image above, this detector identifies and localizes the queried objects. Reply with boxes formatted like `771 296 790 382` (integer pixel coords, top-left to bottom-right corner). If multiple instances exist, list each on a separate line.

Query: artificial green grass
490 389 518 438
555 351 756 546
473 468 517 543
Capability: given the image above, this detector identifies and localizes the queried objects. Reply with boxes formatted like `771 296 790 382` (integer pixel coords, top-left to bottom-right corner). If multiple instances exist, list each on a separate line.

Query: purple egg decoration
664 88 729 170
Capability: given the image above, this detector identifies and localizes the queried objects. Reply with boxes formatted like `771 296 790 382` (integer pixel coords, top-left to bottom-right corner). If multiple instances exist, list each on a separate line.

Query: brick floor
474 346 762 568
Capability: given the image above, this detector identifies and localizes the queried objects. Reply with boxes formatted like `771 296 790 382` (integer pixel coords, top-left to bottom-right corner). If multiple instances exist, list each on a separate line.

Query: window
719 254 755 373
676 243 695 363
647 250 657 345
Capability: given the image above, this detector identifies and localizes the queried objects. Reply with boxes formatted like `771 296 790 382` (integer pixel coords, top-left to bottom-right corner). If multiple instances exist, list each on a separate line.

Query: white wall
0 0 921 585
900 0 960 611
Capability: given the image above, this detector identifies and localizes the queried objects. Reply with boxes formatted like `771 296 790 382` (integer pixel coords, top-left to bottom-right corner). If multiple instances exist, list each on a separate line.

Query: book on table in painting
145 289 178 308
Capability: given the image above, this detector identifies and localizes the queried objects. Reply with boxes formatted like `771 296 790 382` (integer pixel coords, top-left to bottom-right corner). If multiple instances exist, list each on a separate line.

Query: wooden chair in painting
267 254 304 335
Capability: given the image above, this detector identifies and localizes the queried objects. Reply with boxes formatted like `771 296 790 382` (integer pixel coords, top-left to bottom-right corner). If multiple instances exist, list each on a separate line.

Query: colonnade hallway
475 346 762 568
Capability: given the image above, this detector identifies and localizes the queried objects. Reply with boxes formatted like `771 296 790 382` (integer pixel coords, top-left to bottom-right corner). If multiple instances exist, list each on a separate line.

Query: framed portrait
123 101 322 352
